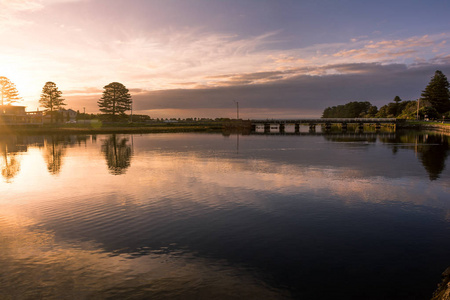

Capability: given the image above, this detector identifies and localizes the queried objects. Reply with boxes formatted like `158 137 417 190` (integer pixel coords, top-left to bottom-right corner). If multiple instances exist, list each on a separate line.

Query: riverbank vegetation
322 70 450 120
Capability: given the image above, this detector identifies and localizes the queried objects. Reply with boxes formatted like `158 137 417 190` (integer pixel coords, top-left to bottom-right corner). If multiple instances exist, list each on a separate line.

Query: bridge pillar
309 124 316 132
264 123 270 133
375 123 381 131
295 123 300 133
324 123 331 131
358 123 364 131
342 123 347 131
280 123 285 133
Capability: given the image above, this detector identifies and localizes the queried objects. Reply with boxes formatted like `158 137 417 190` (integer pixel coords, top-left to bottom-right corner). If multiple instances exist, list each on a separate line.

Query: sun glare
1 65 42 109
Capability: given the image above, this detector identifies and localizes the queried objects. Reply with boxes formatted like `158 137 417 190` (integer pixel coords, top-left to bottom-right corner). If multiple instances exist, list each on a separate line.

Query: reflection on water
101 134 132 175
1 131 450 299
0 214 285 299
3 131 449 182
1 145 20 182
0 136 30 182
43 136 67 175
378 132 450 180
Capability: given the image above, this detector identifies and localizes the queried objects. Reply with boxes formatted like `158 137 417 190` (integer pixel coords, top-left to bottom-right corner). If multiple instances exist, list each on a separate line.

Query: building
43 108 78 124
0 105 43 126
60 108 77 122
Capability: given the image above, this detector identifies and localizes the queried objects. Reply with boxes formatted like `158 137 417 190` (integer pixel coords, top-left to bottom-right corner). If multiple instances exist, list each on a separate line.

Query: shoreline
398 123 450 134
0 123 226 135
1 120 449 135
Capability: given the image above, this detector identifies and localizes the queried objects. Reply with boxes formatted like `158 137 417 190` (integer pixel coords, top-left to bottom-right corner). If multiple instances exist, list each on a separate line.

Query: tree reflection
416 135 449 181
101 134 132 175
323 134 377 143
1 144 20 182
43 136 67 175
380 132 450 181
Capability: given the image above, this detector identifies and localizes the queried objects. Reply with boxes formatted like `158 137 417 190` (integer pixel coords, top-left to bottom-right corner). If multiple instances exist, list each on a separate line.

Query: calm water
1 131 450 299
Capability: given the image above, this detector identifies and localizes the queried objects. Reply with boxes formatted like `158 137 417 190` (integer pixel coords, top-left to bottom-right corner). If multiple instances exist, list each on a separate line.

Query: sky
1 0 450 119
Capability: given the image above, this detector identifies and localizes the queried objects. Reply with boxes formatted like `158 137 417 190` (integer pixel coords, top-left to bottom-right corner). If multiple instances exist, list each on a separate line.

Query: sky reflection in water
1 132 450 299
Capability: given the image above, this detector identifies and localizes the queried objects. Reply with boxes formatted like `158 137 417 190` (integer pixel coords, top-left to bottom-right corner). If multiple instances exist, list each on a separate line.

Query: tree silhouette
101 134 132 175
98 82 132 121
39 82 66 123
0 76 21 106
421 70 450 114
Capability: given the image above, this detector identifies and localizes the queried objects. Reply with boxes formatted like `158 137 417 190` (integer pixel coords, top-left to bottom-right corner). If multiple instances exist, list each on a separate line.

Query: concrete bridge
251 118 401 133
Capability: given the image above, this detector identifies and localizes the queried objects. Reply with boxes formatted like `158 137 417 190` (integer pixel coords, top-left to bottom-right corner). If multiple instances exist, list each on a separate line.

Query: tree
98 82 132 121
366 106 378 117
421 70 450 114
393 96 402 115
39 82 66 123
322 101 375 118
396 100 419 119
0 76 21 106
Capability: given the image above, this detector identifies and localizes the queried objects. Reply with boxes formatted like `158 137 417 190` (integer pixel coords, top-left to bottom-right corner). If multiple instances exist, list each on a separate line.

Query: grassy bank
398 120 450 133
0 120 252 135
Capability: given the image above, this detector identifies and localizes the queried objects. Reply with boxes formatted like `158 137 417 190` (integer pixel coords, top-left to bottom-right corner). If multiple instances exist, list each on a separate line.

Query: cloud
0 0 44 12
332 34 449 62
62 59 449 118
64 87 102 95
365 35 436 49
0 0 86 11
130 61 450 118
0 0 87 29
2 0 450 119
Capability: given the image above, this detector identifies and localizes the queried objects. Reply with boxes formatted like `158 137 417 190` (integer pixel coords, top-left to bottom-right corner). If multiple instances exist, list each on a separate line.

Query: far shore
1 120 449 135
0 120 246 135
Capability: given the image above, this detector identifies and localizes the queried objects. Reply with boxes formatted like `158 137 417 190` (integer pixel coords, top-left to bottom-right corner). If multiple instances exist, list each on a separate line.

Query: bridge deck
251 118 398 124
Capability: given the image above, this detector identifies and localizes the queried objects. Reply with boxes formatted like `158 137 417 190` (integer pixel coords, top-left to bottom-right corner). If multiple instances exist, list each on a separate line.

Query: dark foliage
98 82 132 121
421 70 450 114
322 101 377 118
0 77 21 106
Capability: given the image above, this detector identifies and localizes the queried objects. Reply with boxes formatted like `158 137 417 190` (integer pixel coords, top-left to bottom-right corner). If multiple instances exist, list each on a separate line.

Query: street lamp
234 100 239 120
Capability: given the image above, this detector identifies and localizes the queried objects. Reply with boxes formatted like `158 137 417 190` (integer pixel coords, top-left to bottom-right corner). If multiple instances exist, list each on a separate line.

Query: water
1 131 450 299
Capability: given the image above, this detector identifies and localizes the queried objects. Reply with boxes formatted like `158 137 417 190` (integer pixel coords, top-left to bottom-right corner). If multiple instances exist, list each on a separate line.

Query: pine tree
39 82 66 123
393 96 402 116
421 70 450 114
0 76 21 106
97 82 132 121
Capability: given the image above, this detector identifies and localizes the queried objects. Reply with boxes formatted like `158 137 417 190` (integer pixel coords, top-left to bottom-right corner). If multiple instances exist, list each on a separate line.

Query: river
1 130 449 299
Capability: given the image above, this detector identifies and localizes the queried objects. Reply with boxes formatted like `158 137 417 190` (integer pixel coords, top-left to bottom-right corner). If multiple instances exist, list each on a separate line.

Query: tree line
0 77 132 122
322 70 450 119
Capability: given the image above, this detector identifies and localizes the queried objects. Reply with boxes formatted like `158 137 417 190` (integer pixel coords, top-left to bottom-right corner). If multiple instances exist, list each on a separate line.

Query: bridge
251 118 401 133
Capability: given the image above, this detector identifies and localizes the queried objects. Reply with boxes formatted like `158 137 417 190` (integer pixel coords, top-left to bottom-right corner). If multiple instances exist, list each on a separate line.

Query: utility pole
234 101 239 119
130 102 133 123
416 98 420 120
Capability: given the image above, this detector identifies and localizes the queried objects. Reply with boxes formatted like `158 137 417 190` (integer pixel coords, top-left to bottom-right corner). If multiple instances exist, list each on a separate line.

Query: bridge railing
251 118 398 124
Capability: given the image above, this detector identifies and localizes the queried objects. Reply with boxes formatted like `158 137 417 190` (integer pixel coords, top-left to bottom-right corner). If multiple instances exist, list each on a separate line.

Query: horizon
2 0 450 118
